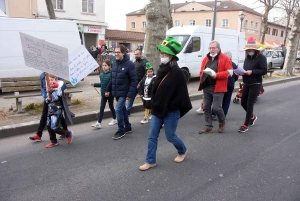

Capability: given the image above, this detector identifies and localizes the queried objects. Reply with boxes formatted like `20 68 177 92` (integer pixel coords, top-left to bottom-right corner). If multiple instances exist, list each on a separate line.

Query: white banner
20 32 98 86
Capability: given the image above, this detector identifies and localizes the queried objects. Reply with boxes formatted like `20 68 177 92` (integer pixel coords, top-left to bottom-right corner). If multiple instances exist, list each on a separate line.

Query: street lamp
211 0 221 41
239 12 245 32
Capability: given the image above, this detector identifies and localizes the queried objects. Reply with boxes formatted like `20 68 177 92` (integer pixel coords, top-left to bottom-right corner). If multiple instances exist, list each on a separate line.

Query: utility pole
45 0 56 19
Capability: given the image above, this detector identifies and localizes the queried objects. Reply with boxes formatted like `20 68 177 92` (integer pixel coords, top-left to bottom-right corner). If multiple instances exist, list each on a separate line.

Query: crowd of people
28 36 267 171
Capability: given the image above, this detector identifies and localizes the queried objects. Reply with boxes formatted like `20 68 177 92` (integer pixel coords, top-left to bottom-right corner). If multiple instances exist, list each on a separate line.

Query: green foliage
71 99 82 105
24 102 44 115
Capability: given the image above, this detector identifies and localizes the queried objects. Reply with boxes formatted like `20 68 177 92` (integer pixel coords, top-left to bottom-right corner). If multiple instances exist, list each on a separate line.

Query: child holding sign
46 74 73 148
90 60 117 128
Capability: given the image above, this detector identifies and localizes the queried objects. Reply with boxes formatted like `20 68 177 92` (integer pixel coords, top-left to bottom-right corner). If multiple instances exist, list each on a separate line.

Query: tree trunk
144 0 171 72
45 0 56 19
260 7 270 44
281 7 300 76
167 0 173 29
283 14 291 45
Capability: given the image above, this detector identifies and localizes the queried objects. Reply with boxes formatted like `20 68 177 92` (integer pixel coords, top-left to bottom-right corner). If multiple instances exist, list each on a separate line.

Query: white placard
19 32 69 80
68 46 99 85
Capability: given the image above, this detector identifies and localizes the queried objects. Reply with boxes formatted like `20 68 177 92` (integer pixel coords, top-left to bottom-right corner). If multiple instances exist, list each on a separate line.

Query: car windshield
265 51 273 57
167 35 190 48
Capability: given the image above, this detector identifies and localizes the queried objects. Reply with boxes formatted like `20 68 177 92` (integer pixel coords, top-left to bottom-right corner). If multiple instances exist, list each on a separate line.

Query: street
1 80 300 201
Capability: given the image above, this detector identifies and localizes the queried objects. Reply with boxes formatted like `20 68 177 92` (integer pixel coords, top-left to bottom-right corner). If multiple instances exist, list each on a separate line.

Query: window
185 37 201 53
255 22 258 29
175 20 180 27
244 20 248 28
281 30 284 37
131 22 135 29
142 21 146 28
250 21 253 28
222 19 229 28
82 0 94 13
272 29 278 36
266 27 271 35
52 0 63 10
277 51 284 57
190 20 195 26
273 51 279 58
206 19 211 27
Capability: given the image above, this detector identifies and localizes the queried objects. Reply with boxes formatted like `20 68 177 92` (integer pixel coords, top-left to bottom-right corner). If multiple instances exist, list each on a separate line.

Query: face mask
161 57 170 64
248 51 255 56
210 53 217 57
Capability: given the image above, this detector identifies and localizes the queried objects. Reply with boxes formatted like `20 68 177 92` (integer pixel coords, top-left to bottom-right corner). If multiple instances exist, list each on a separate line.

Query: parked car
296 51 300 62
265 50 284 69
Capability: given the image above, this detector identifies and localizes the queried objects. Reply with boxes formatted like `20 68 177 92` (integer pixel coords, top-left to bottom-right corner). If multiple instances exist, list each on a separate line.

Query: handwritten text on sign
69 46 99 85
19 32 69 80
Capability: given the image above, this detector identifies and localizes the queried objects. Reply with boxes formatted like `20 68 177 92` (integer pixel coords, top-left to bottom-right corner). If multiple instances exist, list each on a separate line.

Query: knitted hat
157 37 183 60
243 36 264 51
145 62 153 70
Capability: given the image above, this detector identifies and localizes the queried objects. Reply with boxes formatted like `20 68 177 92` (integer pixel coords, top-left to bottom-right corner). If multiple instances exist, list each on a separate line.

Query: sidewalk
1 71 299 138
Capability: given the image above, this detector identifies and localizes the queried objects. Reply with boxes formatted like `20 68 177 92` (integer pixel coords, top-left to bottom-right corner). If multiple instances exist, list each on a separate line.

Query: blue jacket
40 73 67 100
106 54 137 98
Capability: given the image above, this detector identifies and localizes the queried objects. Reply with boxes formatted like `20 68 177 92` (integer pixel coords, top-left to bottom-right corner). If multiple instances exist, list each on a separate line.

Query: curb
1 76 300 138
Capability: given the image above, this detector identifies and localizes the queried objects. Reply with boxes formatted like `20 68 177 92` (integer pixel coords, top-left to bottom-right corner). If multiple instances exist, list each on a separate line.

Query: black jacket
151 63 192 118
138 75 156 97
106 54 138 98
243 54 267 84
134 56 148 83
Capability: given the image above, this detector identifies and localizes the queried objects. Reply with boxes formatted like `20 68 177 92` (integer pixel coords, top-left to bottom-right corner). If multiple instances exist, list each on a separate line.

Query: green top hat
157 37 183 61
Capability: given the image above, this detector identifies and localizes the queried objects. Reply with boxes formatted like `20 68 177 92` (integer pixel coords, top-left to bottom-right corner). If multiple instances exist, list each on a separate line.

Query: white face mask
210 53 217 57
161 57 170 64
248 51 255 56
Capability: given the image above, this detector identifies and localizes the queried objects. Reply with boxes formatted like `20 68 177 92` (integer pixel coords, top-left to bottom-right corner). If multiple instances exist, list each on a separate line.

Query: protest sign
19 32 69 80
20 32 98 85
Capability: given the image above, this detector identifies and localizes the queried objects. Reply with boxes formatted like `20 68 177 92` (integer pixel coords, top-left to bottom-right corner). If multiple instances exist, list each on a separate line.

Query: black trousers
36 100 67 137
47 126 68 143
241 84 262 126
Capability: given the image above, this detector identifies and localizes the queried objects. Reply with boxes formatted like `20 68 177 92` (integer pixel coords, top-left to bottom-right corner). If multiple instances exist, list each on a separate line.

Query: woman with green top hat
139 37 192 171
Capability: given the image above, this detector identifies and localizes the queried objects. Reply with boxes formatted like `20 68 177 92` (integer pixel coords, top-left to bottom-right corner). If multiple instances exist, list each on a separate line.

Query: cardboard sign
20 32 98 85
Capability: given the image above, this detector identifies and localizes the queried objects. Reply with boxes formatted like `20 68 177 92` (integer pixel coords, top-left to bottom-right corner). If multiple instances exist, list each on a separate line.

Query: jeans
115 97 131 131
203 86 225 128
37 100 67 137
212 87 234 116
146 110 187 164
126 88 138 115
98 96 116 123
241 84 261 126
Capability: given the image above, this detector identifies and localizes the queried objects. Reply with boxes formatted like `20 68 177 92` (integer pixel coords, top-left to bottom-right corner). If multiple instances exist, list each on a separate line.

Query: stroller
233 82 264 104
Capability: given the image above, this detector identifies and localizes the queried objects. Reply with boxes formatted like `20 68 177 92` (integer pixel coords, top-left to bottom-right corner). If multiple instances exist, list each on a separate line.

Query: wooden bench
265 70 274 77
3 90 82 113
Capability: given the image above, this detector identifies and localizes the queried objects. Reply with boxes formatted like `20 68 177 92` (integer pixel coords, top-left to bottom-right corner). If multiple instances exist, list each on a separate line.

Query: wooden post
14 92 22 113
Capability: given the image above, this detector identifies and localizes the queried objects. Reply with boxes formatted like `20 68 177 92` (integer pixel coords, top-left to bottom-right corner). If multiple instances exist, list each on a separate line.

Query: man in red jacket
198 41 232 134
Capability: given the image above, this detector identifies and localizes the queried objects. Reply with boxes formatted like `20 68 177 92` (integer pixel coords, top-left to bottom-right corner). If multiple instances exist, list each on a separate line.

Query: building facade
126 0 288 46
0 0 38 18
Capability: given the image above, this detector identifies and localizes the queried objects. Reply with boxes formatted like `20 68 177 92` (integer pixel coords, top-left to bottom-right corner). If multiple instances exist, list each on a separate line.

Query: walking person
28 72 70 141
105 45 137 140
139 37 192 171
45 74 73 148
138 62 156 124
238 37 267 132
126 49 148 115
198 40 232 134
211 51 239 120
90 60 117 129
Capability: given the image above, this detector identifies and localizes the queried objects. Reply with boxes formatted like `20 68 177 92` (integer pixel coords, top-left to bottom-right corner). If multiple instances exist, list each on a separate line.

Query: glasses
208 47 218 50
114 51 121 54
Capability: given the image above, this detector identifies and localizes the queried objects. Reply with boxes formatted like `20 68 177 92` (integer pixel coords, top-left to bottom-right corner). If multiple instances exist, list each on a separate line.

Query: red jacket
199 52 232 92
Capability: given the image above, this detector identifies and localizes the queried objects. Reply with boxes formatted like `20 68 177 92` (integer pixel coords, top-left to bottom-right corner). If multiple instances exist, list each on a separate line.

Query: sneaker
149 115 152 120
218 122 226 133
139 163 157 171
198 127 212 134
66 130 73 144
112 130 125 140
108 119 117 126
45 142 58 148
238 125 248 133
91 122 101 129
125 127 132 133
174 150 188 163
140 119 149 124
28 134 42 142
249 115 257 127
196 107 204 114
58 135 66 140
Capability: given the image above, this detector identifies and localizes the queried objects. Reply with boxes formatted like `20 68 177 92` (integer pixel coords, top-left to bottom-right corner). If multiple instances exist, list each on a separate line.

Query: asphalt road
1 80 300 201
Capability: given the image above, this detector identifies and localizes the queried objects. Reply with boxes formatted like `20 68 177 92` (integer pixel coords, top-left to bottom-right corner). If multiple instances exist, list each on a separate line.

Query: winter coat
151 62 192 118
138 75 156 97
106 54 138 98
242 53 267 85
199 52 232 92
134 56 148 83
94 70 112 97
